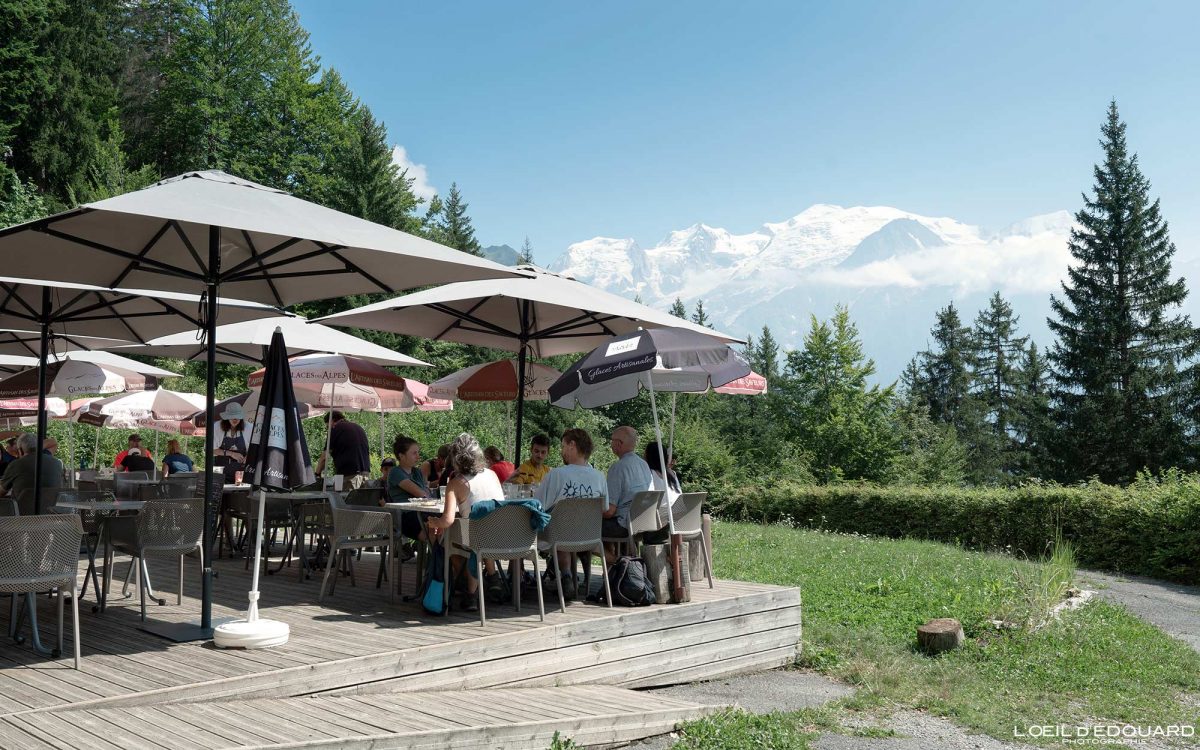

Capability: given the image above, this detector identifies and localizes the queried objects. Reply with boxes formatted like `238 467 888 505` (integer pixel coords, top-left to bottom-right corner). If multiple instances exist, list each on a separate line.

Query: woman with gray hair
426 433 505 611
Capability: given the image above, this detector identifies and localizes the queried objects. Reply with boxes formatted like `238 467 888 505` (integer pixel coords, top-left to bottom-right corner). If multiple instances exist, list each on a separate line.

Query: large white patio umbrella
0 170 521 640
0 273 278 514
120 314 430 367
316 265 741 465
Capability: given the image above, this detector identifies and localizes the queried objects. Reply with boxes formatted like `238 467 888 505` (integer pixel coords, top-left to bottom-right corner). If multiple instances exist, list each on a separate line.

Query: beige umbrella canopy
0 170 521 639
315 265 742 464
0 329 132 359
120 314 428 367
0 349 183 376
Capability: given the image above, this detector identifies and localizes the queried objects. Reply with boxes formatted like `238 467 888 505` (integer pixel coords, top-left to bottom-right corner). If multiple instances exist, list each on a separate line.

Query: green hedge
711 477 1200 584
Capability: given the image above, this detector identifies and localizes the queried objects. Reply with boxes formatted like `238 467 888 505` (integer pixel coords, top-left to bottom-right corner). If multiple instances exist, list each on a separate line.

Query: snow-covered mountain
547 205 1080 381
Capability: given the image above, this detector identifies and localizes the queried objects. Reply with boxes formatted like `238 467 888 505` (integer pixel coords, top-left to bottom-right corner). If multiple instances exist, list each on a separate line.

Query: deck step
1 686 723 749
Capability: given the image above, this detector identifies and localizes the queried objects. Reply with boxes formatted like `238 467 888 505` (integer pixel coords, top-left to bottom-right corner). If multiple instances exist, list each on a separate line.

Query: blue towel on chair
468 498 551 531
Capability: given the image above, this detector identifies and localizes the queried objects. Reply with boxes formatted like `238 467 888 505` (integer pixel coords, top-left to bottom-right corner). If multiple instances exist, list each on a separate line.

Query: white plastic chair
601 490 665 556
539 496 611 612
447 504 545 626
0 514 85 668
670 492 713 588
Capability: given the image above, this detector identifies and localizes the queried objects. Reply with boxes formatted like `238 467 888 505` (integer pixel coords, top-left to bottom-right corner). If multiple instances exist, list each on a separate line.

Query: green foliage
518 236 534 265
425 182 481 255
673 710 814 750
690 299 709 328
1048 101 1200 483
0 170 50 226
669 297 687 319
776 306 897 482
713 475 1200 583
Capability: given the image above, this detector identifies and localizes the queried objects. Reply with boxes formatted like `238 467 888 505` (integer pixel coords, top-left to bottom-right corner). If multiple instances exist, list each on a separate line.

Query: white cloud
390 145 437 203
808 230 1075 297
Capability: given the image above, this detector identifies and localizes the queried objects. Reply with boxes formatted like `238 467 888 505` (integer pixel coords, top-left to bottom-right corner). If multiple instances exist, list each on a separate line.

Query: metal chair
539 496 611 613
345 486 385 507
601 490 665 557
114 471 150 500
319 505 395 603
0 514 85 668
105 500 204 621
447 504 546 626
671 492 713 588
160 477 198 500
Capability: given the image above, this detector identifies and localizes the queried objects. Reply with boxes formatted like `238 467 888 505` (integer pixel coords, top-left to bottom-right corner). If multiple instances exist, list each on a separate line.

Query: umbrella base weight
139 620 219 643
213 618 289 649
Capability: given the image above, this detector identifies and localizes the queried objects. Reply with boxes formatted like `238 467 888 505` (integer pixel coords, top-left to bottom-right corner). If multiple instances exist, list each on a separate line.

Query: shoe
484 572 507 604
458 592 479 612
561 572 578 601
399 543 416 562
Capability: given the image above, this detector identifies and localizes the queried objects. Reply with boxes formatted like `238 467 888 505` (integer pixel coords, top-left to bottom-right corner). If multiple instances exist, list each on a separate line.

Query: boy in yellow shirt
512 433 551 484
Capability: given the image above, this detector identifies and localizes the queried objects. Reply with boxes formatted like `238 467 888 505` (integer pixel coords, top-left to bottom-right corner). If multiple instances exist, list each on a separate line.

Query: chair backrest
627 491 666 536
0 514 84 593
332 507 390 541
77 479 99 493
671 492 706 535
346 486 384 507
161 478 198 499
543 496 605 547
135 500 204 552
166 471 199 480
117 471 150 482
463 504 537 557
51 489 115 533
0 498 17 517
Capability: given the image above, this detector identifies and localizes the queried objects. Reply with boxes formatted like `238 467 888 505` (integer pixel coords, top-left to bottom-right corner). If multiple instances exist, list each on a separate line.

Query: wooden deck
0 545 802 748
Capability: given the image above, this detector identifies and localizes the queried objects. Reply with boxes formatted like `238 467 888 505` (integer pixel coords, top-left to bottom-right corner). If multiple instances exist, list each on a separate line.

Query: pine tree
518 236 534 265
1048 102 1199 482
669 298 687 319
918 302 976 427
434 183 482 255
972 292 1028 474
780 305 896 482
1011 342 1054 478
753 325 780 381
326 106 420 231
691 300 710 328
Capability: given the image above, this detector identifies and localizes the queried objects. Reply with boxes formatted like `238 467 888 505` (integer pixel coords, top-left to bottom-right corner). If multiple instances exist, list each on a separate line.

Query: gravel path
1077 569 1200 652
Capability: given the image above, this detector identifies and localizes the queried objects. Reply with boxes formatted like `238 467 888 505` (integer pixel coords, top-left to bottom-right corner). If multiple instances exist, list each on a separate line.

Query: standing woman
212 402 251 481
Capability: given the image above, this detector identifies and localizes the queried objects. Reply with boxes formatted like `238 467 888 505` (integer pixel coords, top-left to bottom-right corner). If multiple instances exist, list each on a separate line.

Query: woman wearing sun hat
212 401 253 482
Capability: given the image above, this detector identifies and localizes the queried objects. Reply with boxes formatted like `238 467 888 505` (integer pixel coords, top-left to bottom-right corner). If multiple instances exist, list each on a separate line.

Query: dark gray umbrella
549 326 751 535
213 327 312 649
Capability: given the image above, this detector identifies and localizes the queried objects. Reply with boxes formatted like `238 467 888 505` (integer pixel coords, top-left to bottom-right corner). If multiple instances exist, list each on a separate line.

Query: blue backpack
420 542 448 616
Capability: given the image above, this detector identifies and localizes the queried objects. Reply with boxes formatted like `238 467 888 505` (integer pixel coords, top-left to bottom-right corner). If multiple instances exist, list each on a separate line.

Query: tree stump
917 618 964 655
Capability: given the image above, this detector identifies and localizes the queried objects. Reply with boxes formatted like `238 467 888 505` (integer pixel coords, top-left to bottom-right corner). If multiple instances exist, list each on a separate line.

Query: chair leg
532 552 545 622
700 534 714 588
598 544 613 609
386 546 395 603
70 586 80 670
475 554 486 627
178 554 185 605
318 545 336 604
138 557 147 622
552 545 565 614
56 587 64 656
513 557 521 613
442 544 451 610
122 556 136 597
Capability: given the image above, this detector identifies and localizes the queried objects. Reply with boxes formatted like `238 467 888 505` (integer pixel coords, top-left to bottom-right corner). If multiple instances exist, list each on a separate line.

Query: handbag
420 542 448 616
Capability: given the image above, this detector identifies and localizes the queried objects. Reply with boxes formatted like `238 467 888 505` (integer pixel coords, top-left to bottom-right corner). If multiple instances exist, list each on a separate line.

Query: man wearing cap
316 411 371 489
120 446 156 473
113 434 152 468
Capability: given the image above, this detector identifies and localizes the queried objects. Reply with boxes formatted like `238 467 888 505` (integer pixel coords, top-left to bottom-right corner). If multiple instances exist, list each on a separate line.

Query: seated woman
642 442 682 545
484 446 515 483
421 444 451 490
425 433 504 612
161 439 195 476
386 435 429 543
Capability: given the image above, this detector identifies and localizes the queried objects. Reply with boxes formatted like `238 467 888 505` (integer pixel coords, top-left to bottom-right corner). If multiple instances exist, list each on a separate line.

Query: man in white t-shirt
536 428 607 598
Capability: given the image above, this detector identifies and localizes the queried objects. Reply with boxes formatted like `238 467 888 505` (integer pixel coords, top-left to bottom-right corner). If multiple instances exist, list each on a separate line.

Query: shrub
712 476 1200 584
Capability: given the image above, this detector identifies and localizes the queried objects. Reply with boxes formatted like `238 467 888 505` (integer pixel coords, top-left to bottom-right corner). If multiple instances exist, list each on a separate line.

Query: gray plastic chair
0 514 85 668
671 492 713 588
319 505 395 603
601 490 665 556
106 500 204 621
539 496 611 612
161 477 198 499
447 504 545 626
114 471 150 500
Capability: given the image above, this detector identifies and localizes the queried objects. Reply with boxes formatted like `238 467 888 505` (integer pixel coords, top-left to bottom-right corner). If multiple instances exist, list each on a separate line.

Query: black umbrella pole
33 288 51 514
514 344 527 468
201 229 219 631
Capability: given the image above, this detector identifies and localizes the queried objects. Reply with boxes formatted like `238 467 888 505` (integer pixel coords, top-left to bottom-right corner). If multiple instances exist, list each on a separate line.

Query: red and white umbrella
0 358 170 399
714 371 768 395
428 359 561 402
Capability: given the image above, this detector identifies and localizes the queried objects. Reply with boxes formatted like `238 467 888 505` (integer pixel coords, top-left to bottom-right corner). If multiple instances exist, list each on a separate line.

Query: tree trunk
917 618 964 655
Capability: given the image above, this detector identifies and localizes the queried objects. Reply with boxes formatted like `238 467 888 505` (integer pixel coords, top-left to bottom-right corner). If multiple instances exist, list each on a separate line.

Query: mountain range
537 204 1084 381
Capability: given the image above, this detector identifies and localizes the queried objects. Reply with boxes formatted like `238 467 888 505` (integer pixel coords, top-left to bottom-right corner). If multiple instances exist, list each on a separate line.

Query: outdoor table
265 490 340 580
55 498 146 613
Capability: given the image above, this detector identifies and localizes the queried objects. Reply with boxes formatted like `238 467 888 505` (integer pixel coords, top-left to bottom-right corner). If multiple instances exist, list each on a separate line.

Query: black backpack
607 556 656 606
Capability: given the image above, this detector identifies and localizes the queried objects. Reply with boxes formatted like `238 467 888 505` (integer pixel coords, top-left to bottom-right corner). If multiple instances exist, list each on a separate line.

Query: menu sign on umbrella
214 327 314 649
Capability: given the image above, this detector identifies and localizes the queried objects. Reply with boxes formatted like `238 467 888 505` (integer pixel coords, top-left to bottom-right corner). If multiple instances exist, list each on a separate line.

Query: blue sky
292 1 1200 266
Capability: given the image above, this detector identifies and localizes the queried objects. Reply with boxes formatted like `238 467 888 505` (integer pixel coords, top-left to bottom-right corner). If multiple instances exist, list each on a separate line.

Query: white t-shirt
456 468 504 517
650 470 681 516
537 463 608 512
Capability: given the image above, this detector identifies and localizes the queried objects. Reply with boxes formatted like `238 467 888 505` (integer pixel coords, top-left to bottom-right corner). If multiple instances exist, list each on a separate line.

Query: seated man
604 425 653 560
120 447 156 473
113 434 152 467
511 434 551 485
0 433 63 512
536 428 607 599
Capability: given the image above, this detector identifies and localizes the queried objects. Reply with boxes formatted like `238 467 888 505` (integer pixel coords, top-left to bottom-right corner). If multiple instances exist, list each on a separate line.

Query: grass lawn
668 521 1200 749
